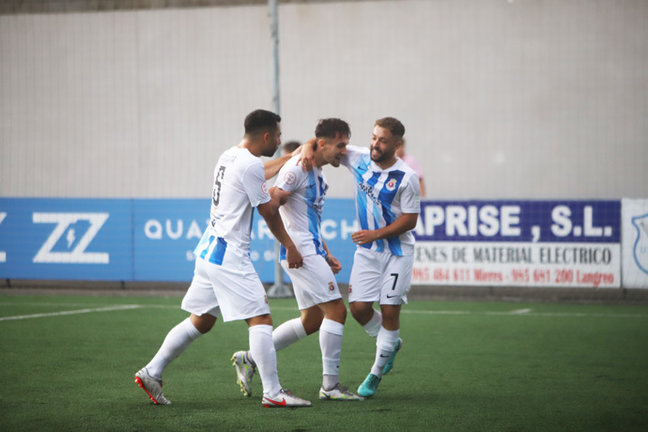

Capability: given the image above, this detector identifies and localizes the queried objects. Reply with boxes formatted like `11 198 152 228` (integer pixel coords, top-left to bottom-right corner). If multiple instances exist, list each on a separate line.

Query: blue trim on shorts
208 237 228 265
199 235 215 260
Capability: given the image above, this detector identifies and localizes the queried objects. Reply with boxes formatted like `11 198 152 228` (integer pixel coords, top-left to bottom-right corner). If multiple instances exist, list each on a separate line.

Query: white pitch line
0 304 142 322
2 302 647 320
508 308 532 314
0 302 118 308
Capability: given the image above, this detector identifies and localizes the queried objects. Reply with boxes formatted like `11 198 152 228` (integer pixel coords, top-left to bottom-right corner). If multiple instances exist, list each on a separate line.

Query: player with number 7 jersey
341 117 421 398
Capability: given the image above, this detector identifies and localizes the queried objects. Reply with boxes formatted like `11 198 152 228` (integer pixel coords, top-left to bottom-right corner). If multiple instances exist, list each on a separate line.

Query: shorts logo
261 181 268 195
328 282 335 292
348 284 352 293
284 171 297 186
264 294 269 304
385 178 397 192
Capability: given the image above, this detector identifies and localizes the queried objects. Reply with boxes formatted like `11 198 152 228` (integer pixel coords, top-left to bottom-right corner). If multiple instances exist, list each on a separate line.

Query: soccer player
134 109 311 408
339 117 420 398
231 118 363 401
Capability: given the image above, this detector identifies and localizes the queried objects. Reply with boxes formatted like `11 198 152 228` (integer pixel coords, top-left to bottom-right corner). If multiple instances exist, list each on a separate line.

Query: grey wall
1 0 646 199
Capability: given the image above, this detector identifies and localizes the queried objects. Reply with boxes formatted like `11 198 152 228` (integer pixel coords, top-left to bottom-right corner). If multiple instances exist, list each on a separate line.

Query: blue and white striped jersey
342 145 421 256
273 155 328 258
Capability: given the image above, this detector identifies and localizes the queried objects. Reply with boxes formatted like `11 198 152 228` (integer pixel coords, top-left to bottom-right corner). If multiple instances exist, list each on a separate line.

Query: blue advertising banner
0 198 625 287
0 198 357 283
132 199 207 282
0 198 132 280
412 200 621 287
414 200 620 243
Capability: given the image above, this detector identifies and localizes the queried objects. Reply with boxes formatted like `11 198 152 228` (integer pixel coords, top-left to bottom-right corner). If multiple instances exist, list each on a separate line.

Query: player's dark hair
282 141 301 153
314 118 351 139
244 109 281 135
375 117 405 139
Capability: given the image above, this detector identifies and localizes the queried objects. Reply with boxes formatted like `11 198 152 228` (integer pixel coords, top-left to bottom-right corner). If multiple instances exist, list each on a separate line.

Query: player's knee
247 314 273 327
337 305 348 324
303 320 322 335
349 301 370 322
380 306 400 329
190 313 217 334
324 301 347 324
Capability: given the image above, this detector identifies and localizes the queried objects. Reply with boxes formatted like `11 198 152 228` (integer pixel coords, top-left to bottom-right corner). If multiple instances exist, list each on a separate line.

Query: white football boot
134 367 171 405
262 389 312 408
231 351 256 397
319 383 364 401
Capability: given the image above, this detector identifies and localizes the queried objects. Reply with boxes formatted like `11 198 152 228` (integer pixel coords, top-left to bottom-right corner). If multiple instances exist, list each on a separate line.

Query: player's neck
374 157 397 171
314 152 326 168
239 138 262 157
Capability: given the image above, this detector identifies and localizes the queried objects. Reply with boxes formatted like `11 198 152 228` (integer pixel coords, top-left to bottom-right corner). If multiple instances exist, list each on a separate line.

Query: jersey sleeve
400 173 421 214
274 160 305 193
243 160 271 207
341 145 367 169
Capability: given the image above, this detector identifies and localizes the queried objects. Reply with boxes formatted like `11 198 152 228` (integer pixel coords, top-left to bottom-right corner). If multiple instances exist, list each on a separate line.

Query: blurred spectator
396 139 426 197
282 140 301 156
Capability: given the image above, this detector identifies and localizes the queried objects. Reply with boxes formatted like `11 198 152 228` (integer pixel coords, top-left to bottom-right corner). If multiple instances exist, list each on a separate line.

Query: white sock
362 310 382 338
370 327 400 377
273 317 308 351
246 318 308 368
249 324 282 397
146 317 202 379
320 318 344 389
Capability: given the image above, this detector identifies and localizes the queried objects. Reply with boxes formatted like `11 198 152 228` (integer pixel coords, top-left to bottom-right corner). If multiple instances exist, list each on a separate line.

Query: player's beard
370 146 392 164
261 147 276 157
261 140 279 157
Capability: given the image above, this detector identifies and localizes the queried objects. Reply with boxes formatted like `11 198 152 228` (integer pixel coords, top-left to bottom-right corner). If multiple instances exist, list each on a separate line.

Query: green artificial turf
1 295 647 431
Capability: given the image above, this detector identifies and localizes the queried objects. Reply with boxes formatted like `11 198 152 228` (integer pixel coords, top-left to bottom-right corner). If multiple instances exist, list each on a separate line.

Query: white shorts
348 247 413 305
181 247 270 323
281 254 342 310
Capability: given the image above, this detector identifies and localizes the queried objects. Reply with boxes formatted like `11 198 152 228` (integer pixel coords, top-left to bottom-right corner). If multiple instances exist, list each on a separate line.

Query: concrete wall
1 0 647 199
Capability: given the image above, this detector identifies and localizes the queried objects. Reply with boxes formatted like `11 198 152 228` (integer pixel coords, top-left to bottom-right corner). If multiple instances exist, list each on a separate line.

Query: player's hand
286 246 303 269
325 255 342 274
298 138 316 172
351 230 378 246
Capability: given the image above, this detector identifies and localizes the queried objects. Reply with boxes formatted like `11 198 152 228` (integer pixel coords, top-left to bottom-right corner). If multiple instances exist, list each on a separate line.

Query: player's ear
313 138 324 151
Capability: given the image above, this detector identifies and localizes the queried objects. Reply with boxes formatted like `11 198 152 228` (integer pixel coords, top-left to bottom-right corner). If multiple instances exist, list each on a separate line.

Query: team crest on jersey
328 282 335 292
261 181 268 194
385 178 397 191
284 171 297 186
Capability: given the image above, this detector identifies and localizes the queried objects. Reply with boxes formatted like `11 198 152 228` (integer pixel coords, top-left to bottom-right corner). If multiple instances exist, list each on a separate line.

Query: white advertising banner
621 198 648 289
412 200 621 288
